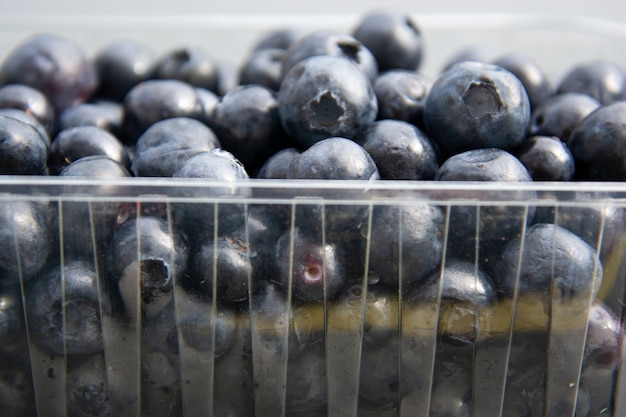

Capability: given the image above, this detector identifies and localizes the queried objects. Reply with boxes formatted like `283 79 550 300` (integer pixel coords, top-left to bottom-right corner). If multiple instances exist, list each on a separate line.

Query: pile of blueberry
1 8 626 417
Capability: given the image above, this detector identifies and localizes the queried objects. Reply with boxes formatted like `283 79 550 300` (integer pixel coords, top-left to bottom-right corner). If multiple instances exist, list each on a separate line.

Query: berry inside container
1 10 626 417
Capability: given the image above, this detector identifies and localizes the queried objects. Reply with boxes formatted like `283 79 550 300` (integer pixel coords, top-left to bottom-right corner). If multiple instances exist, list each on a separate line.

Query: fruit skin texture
275 227 346 303
107 216 189 319
286 136 380 181
49 125 130 174
280 30 379 83
352 9 423 72
556 60 626 105
424 61 531 157
0 34 97 113
493 223 603 302
93 39 156 102
528 92 601 143
356 119 438 180
0 115 49 175
208 84 289 173
121 79 203 145
189 234 256 303
0 83 55 135
0 200 52 286
153 45 219 93
373 69 432 131
26 259 110 356
278 55 378 149
435 148 536 271
172 149 250 240
491 52 553 110
568 101 626 180
367 203 444 289
131 117 220 177
513 135 575 181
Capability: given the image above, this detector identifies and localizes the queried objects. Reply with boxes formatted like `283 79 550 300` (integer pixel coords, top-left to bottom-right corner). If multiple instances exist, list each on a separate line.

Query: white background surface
1 0 625 22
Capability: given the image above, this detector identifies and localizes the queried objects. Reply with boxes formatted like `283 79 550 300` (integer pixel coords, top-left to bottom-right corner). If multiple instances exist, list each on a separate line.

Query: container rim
1 176 625 206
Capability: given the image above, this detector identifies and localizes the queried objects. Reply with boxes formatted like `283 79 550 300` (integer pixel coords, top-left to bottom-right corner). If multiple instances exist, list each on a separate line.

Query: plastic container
1 12 626 417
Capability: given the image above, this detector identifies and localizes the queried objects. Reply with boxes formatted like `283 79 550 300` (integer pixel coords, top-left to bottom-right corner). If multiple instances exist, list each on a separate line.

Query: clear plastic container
1 13 626 417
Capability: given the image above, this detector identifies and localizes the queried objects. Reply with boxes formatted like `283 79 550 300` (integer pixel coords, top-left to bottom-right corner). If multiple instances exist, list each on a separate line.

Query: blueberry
140 300 180 364
424 61 531 157
57 100 124 137
25 258 110 355
189 234 256 303
246 203 292 282
49 125 130 174
107 215 189 319
251 28 303 52
278 55 378 148
357 336 404 408
336 283 396 348
532 191 626 269
175 286 238 358
286 136 379 181
285 137 379 234
373 69 432 131
139 349 182 417
0 107 50 145
352 8 423 72
408 259 496 345
493 223 603 303
239 48 285 91
428 347 473 417
285 341 327 415
93 39 156 102
281 30 378 83
194 86 220 126
252 281 318 359
528 92 601 143
211 324 255 417
367 203 444 290
513 135 575 181
0 287 22 349
440 45 491 73
56 158 130 262
582 303 622 372
172 149 250 239
0 114 49 175
131 117 220 177
0 352 35 417
502 332 550 417
214 61 240 97
435 148 536 268
153 45 219 93
580 303 623 416
66 353 111 417
58 154 131 178
275 227 346 303
0 200 52 286
121 79 204 144
0 33 97 113
492 52 553 110
0 83 55 135
556 60 626 104
568 101 626 180
256 147 300 179
208 84 289 173
355 119 439 180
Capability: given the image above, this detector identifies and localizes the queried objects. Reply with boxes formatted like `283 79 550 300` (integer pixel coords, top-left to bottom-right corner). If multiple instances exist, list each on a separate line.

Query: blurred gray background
1 0 625 22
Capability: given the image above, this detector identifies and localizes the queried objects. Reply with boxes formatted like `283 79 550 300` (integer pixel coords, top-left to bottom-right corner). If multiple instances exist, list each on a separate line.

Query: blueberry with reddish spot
275 227 346 303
